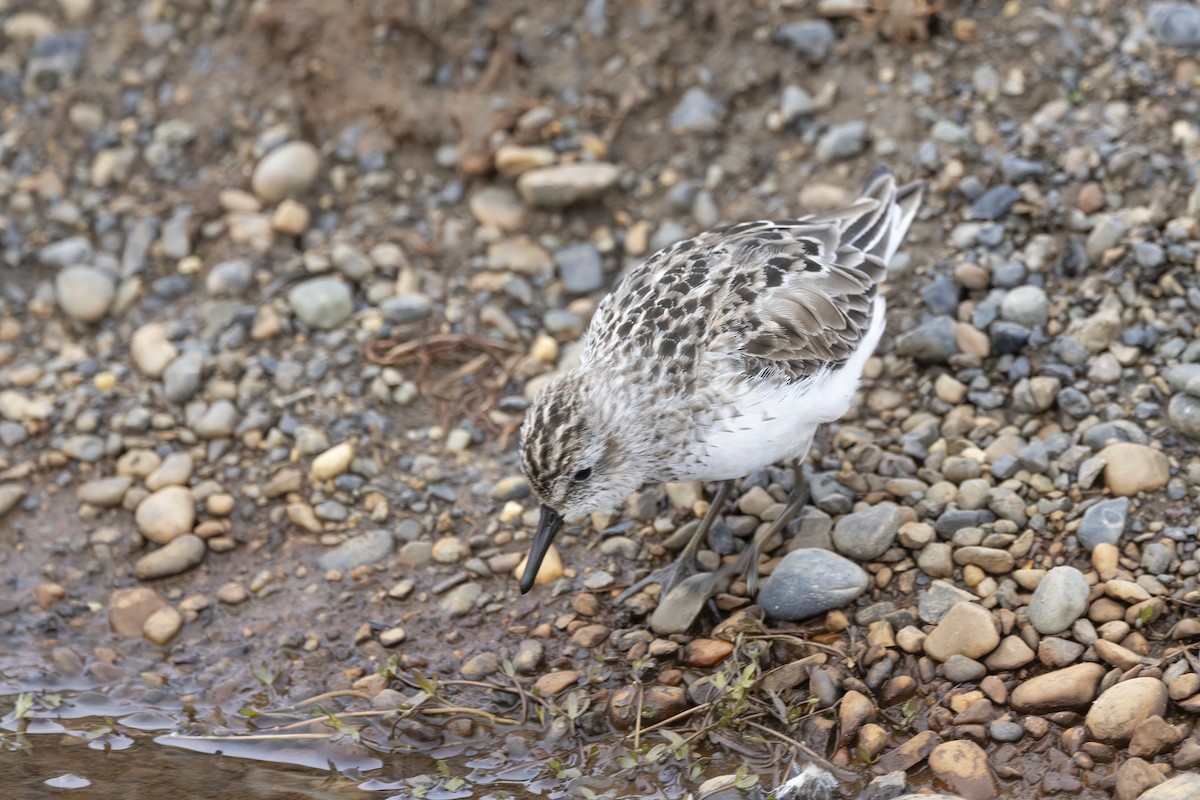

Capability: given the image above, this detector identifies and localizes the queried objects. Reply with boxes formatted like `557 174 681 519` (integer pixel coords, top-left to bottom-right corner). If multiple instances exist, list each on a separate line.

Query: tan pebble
928 740 997 799
216 582 248 604
515 543 562 588
682 638 734 668
206 493 235 516
956 322 991 358
379 627 407 647
1092 543 1119 581
571 624 610 649
533 670 580 696
34 582 66 607
142 606 183 645
935 373 968 404
1077 182 1105 213
286 503 323 532
571 592 600 617
530 334 559 364
311 441 354 481
271 198 311 236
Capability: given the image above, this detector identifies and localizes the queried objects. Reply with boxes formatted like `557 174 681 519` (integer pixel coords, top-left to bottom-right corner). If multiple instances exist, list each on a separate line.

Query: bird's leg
614 480 732 604
734 462 810 597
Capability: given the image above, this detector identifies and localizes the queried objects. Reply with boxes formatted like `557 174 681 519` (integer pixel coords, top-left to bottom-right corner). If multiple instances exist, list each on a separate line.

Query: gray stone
775 20 837 65
193 400 238 439
556 243 605 294
1028 566 1090 635
942 655 987 682
206 259 253 296
897 316 959 363
252 140 321 202
0 484 28 518
918 580 977 624
24 31 87 93
759 548 870 621
969 185 1020 220
288 277 353 329
40 237 93 268
669 87 725 135
780 85 816 123
1164 364 1200 397
163 352 204 404
331 243 373 280
832 502 903 560
815 121 869 163
1086 215 1129 262
77 476 132 508
999 286 1049 328
1078 497 1128 550
440 582 483 615
317 530 394 571
1168 394 1200 439
516 163 619 207
1136 773 1200 800
380 294 432 324
56 265 115 323
1149 3 1200 48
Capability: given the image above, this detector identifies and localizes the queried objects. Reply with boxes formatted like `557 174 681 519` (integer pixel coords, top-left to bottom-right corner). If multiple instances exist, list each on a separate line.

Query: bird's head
517 369 647 591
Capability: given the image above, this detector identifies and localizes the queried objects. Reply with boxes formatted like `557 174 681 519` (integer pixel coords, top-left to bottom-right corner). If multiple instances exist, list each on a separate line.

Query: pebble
251 140 321 202
1077 497 1129 550
815 121 869 163
897 316 958 363
999 286 1048 328
317 530 393 570
461 652 500 680
142 606 184 645
108 587 166 637
758 548 870 621
163 352 204 403
0 486 28 518
1149 3 1200 48
668 87 725 135
516 163 619 207
1136 773 1200 800
1010 662 1105 713
135 487 196 544
77 476 132 508
922 603 999 662
832 502 903 560
1027 566 1090 635
1100 443 1170 496
206 259 253 296
969 185 1020 220
927 740 996 800
439 582 482 616
288 277 353 330
468 186 528 232
311 442 354 480
515 544 562 588
193 400 238 439
1085 677 1168 742
775 19 836 64
1168 394 1200 438
134 534 206 580
130 323 178 378
556 243 605 294
145 453 193 490
55 265 115 322
533 670 580 696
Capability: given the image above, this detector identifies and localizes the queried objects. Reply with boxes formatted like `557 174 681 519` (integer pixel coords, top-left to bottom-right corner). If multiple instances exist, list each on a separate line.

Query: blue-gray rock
942 655 987 682
1077 497 1128 550
989 721 1024 743
40 236 93 268
161 208 192 259
897 315 959 363
669 88 725 135
815 121 869 163
1142 542 1172 574
1028 566 1089 635
1149 2 1200 48
918 580 976 624
999 156 1045 182
922 275 960 315
999 286 1048 328
331 243 373 281
1132 242 1166 270
988 321 1029 355
759 548 869 621
287 277 353 329
1164 364 1200 396
193 400 238 439
780 85 816 123
832 502 904 560
1168 393 1200 439
1057 387 1093 419
1085 215 1129 262
556 243 605 293
163 351 204 404
1082 420 1149 450
381 294 432 324
317 529 394 570
969 185 1020 220
121 217 158 277
206 259 253 296
774 20 837 65
62 435 104 462
809 472 854 514
25 31 88 92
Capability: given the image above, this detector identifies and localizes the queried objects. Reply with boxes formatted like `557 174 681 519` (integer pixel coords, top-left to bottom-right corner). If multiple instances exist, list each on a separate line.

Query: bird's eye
573 467 592 482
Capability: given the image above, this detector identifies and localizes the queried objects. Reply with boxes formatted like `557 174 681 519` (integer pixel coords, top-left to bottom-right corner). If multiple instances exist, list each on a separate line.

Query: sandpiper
517 167 923 600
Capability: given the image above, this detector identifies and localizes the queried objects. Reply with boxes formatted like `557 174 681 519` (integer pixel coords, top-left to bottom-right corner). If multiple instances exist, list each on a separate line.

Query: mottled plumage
519 168 923 592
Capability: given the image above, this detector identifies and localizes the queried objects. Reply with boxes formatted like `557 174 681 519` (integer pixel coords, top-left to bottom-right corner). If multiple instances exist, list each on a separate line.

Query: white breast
678 297 886 482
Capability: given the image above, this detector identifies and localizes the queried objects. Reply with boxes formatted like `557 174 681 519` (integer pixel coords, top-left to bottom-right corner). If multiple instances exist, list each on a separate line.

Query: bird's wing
709 169 923 382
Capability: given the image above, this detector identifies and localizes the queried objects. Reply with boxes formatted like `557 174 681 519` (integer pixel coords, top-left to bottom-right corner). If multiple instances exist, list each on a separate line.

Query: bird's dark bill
519 505 564 593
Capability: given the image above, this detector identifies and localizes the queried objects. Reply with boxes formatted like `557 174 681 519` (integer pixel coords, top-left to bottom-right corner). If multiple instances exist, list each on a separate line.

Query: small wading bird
517 167 923 609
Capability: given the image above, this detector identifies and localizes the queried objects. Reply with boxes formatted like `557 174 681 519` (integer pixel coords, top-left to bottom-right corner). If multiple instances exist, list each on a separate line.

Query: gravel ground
3 2 1200 799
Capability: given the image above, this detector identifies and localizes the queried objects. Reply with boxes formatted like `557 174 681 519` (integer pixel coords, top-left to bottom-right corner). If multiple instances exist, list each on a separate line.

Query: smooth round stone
758 548 870 621
56 265 114 322
927 740 996 800
192 400 238 439
1027 566 1090 634
439 582 483 616
999 285 1049 328
206 259 253 296
251 140 320 202
431 536 469 564
163 351 204 403
516 163 619 207
1168 394 1200 439
1077 497 1129 550
922 602 999 662
942 655 987 682
1085 677 1168 742
317 530 394 571
134 534 206 580
135 486 196 544
1010 663 1106 713
832 502 904 560
468 186 528 232
109 587 166 637
77 476 132 508
145 452 193 490
984 635 1036 670
1100 443 1170 496
668 87 725 135
815 120 869 163
897 315 958 363
1136 773 1200 800
989 720 1024 742
142 605 184 645
287 277 353 330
